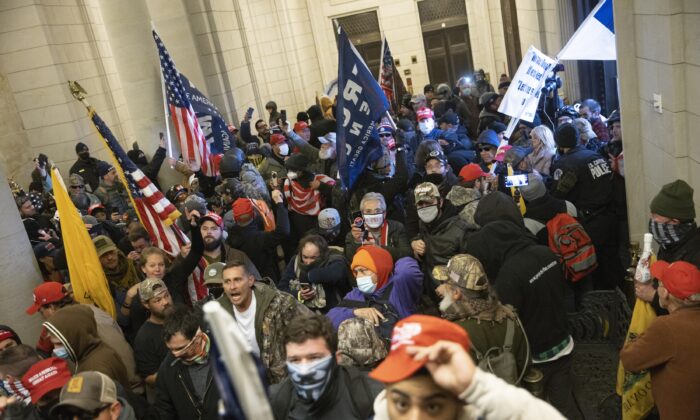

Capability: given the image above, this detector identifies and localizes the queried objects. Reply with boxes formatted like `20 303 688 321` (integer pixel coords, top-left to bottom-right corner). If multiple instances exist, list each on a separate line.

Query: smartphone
351 210 364 229
505 174 529 188
280 109 287 123
246 107 254 119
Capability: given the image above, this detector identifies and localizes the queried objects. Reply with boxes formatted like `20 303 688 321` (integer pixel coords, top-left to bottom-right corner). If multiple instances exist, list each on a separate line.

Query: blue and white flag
336 26 389 189
558 0 615 60
179 74 231 154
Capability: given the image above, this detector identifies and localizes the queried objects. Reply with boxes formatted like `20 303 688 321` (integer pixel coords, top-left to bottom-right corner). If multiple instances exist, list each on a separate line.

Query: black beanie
650 179 696 221
285 153 311 172
75 142 88 154
555 123 579 148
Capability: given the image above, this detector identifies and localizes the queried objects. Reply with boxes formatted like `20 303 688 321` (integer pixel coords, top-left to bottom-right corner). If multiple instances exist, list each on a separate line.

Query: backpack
471 318 526 385
546 212 598 282
336 283 400 349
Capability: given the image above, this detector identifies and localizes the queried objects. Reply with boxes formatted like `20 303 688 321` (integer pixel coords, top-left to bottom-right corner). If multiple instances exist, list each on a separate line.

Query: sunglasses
70 185 85 189
56 404 110 420
478 147 494 152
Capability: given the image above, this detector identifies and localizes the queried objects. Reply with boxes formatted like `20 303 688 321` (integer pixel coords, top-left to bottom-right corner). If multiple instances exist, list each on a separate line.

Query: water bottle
634 233 654 283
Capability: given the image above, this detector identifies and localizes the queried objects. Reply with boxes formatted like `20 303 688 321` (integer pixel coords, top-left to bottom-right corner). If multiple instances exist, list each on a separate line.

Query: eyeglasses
56 404 110 420
478 147 494 152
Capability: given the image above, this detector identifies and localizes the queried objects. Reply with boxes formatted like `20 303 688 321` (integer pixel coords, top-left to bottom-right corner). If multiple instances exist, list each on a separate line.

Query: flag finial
68 80 90 108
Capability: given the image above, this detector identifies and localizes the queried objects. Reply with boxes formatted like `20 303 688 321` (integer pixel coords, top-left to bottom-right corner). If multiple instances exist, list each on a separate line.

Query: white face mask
363 213 384 229
417 205 439 223
319 147 335 160
278 143 289 156
286 171 298 180
356 275 376 294
419 119 435 135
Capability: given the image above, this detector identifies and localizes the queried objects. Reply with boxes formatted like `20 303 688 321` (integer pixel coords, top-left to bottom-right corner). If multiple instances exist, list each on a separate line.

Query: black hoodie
467 215 569 354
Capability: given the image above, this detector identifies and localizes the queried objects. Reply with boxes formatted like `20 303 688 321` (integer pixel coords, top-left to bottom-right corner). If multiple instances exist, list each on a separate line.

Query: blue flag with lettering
336 26 389 189
179 74 231 155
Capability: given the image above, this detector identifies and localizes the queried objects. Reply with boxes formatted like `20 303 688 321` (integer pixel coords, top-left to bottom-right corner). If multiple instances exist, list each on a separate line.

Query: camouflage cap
68 173 85 187
414 182 440 204
138 278 168 302
337 318 388 368
433 254 488 291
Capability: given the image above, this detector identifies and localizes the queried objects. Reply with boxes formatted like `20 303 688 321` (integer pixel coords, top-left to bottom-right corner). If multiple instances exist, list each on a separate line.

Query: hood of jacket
43 305 100 363
474 191 524 228
467 220 536 280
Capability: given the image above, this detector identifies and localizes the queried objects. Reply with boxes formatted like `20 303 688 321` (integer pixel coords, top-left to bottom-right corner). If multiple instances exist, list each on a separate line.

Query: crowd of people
2 74 699 420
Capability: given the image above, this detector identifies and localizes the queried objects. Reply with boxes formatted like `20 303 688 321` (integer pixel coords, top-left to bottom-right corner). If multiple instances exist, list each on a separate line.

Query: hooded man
43 305 129 388
93 235 141 317
466 193 581 419
69 142 105 192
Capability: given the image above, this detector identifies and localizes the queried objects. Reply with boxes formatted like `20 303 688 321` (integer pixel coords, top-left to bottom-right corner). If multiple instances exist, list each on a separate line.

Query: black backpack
336 283 400 349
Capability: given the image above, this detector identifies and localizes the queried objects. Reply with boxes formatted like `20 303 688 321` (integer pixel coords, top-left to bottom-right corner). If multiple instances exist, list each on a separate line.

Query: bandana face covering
649 219 696 247
173 329 210 365
286 355 334 401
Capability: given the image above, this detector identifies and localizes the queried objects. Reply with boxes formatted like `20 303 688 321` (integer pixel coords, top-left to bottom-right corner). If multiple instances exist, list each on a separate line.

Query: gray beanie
519 172 546 202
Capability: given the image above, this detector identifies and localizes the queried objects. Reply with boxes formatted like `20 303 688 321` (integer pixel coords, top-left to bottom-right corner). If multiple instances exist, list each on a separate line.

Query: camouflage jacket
446 185 481 228
217 282 310 384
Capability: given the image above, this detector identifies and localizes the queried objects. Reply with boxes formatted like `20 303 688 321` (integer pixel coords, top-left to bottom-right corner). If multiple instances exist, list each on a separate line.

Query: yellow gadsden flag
51 167 116 319
616 298 657 419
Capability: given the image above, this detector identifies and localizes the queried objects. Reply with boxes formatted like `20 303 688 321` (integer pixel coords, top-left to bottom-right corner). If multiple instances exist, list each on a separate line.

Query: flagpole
151 21 174 162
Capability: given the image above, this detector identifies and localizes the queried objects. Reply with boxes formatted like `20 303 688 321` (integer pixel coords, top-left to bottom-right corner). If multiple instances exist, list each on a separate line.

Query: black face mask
78 151 90 160
322 227 340 241
424 173 444 185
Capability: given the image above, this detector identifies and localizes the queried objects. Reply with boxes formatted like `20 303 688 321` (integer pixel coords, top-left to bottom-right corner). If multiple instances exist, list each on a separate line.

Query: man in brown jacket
620 260 700 420
43 305 129 388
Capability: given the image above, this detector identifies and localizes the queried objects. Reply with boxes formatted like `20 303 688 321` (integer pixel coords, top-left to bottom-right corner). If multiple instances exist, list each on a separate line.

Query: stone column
0 159 44 346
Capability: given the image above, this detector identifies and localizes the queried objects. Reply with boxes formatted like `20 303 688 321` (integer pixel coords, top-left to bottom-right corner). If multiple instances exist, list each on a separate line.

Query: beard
152 304 175 320
439 294 454 313
203 236 222 252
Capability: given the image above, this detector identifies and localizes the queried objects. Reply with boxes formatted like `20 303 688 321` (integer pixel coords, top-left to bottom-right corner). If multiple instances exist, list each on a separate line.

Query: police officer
550 123 624 291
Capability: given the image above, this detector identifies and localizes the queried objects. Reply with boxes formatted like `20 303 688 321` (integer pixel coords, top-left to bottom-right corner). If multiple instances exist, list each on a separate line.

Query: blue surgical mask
286 355 334 401
52 346 70 360
356 275 377 294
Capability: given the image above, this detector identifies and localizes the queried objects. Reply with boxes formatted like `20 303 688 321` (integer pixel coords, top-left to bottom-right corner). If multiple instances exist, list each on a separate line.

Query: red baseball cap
416 107 434 122
26 282 69 315
293 121 309 133
270 133 286 145
21 357 72 403
458 163 488 182
651 260 700 301
369 315 470 384
232 198 255 224
200 212 223 229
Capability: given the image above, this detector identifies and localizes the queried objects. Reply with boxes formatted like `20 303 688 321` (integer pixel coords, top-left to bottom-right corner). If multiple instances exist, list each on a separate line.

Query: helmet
478 92 500 109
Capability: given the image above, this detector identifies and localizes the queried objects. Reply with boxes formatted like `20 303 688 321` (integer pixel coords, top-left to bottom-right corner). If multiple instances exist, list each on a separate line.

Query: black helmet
478 92 500 109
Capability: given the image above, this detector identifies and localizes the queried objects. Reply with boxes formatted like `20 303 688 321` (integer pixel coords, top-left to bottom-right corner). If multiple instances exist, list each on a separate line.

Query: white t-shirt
233 293 261 356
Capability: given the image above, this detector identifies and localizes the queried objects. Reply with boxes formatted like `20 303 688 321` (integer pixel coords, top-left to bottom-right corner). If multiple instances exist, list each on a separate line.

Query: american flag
153 30 214 176
378 37 407 114
89 110 186 257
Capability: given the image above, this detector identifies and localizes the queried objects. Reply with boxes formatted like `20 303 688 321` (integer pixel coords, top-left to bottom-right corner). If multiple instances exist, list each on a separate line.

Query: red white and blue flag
89 110 186 257
153 30 214 176
558 0 615 61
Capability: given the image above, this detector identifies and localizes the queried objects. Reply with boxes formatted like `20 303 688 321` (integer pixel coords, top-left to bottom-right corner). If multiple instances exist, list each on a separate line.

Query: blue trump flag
179 74 232 154
336 26 389 189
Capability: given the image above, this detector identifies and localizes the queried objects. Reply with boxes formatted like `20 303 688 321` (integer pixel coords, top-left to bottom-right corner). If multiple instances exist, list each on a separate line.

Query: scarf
104 252 140 291
367 221 390 246
174 329 211 365
283 174 335 216
649 220 697 247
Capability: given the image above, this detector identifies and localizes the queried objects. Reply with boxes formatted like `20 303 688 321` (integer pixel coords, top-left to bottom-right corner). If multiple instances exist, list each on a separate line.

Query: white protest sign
498 45 557 123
